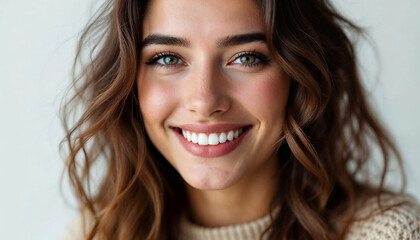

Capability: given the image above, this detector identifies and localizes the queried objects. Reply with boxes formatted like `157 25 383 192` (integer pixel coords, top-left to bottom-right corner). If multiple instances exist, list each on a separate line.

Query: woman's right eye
146 53 184 67
157 55 182 65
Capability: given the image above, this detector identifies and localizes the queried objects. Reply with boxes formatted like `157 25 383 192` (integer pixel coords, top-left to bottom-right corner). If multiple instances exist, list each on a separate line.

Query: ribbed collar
178 213 272 240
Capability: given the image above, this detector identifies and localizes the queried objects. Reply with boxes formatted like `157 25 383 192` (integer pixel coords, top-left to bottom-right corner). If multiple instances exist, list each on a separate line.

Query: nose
183 63 231 118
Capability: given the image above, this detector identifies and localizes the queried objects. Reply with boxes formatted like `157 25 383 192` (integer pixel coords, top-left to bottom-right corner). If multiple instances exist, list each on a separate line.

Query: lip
176 123 249 134
171 124 252 158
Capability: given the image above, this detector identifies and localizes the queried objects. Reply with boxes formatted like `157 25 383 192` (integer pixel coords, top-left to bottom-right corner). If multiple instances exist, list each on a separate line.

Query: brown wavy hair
60 0 405 239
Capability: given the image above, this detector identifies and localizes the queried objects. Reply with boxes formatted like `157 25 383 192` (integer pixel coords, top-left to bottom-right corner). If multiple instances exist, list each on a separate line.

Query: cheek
137 78 177 126
239 71 290 121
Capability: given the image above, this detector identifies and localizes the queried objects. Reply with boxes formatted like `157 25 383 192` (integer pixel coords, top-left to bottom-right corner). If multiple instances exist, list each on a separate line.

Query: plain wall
0 0 418 239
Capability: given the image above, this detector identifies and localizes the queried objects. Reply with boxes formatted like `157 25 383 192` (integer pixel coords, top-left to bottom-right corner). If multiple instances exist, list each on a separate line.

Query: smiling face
138 0 290 190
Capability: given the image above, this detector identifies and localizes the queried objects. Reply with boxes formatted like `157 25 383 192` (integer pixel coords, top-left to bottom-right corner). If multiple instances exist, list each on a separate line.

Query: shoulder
345 194 420 240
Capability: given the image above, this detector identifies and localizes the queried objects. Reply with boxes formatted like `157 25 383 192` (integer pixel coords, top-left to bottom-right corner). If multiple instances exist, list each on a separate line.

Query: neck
185 155 279 227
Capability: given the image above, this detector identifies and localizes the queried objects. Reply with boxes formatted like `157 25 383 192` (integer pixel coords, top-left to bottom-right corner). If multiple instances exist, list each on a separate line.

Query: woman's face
138 0 290 190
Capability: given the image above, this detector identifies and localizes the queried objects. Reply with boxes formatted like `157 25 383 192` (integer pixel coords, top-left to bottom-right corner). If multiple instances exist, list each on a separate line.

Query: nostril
183 86 231 117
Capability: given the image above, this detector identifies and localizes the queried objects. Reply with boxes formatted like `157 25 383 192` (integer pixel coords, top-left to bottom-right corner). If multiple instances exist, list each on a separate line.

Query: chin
181 166 242 191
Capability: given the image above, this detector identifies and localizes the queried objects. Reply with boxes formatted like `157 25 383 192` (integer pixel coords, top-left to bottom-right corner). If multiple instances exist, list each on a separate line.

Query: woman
61 0 420 239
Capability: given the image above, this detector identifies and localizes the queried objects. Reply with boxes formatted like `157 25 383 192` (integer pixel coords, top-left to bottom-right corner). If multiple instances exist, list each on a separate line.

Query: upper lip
173 123 251 134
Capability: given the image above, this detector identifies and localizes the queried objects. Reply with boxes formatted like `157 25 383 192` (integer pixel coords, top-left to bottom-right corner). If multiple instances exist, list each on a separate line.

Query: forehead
142 0 264 41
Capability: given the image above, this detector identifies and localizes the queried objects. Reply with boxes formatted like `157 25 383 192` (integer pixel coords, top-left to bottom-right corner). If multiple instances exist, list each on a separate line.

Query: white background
0 0 419 239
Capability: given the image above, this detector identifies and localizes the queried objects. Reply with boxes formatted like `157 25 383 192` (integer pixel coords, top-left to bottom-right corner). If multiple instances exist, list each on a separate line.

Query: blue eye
157 55 182 65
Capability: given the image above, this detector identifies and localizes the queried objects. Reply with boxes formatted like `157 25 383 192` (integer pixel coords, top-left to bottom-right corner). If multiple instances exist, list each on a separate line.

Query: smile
171 124 252 158
181 128 244 146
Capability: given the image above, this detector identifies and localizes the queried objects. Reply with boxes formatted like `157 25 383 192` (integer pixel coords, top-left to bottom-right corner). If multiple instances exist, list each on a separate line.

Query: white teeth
180 128 245 146
208 133 219 145
198 133 208 145
192 132 198 143
227 131 234 141
219 132 227 143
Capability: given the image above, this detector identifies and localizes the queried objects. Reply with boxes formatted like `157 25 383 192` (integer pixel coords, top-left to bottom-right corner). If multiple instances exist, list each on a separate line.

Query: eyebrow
141 32 266 48
217 32 266 47
142 34 191 48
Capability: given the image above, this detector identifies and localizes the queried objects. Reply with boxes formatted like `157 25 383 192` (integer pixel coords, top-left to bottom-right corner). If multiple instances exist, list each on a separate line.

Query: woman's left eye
230 52 269 67
233 55 258 65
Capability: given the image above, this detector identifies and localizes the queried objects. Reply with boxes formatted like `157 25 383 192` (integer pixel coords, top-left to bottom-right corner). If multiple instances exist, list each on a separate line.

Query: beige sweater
63 195 420 240
178 195 420 239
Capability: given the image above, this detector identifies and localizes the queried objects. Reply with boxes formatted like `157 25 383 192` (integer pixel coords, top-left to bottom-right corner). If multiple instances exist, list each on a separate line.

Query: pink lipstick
172 124 252 158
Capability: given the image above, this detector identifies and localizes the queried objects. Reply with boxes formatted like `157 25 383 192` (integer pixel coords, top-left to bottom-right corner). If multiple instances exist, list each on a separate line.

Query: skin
138 0 290 227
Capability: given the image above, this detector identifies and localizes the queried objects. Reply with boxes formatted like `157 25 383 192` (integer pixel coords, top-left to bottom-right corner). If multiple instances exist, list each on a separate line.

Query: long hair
60 0 404 239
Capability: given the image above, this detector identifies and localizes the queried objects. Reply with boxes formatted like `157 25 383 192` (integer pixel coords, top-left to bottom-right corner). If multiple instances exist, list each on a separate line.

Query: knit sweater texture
178 195 420 239
62 195 420 240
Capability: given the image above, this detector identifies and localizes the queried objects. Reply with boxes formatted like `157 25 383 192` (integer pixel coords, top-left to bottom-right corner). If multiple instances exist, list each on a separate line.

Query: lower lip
173 127 251 158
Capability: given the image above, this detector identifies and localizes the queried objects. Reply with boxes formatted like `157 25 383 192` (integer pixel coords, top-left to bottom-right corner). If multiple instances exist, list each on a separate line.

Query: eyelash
231 51 270 67
145 51 185 68
145 51 270 69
